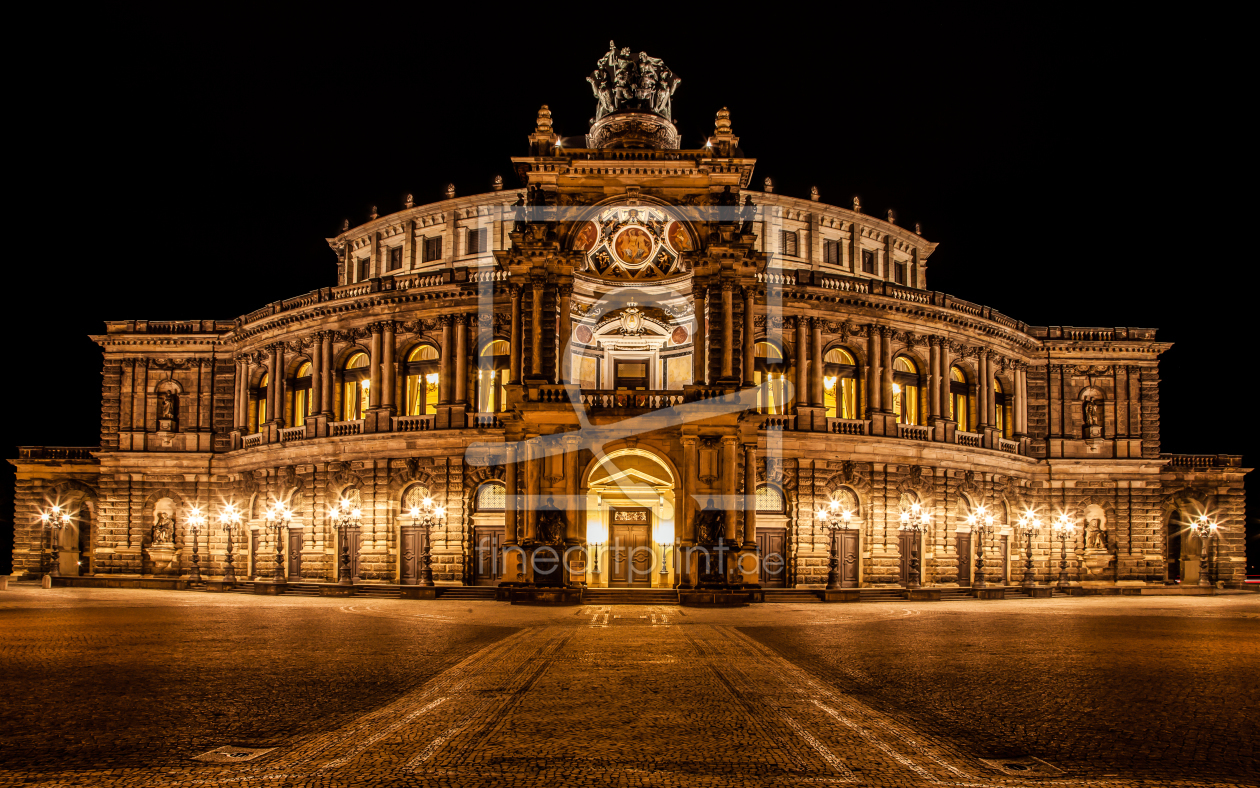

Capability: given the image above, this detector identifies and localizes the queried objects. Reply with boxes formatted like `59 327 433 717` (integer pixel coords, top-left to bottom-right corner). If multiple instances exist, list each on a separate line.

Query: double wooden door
609 508 653 587
473 525 504 585
756 527 787 587
956 532 972 586
838 530 860 587
898 531 915 586
287 530 303 580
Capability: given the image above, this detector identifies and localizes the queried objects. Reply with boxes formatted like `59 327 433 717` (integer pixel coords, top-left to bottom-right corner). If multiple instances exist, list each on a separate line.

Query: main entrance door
956 532 972 586
609 507 652 587
613 360 650 390
839 530 860 587
898 531 914 586
757 527 787 587
473 525 504 585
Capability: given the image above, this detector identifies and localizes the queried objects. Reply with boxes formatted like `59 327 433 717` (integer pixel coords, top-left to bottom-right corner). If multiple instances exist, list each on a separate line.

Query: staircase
354 585 402 599
436 587 500 601
284 583 322 597
582 588 679 605
763 589 823 603
938 588 974 601
858 588 906 603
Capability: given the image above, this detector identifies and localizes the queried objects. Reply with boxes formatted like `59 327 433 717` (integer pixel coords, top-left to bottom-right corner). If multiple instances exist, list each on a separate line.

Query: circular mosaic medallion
671 326 689 345
574 325 593 344
613 227 654 266
667 221 692 252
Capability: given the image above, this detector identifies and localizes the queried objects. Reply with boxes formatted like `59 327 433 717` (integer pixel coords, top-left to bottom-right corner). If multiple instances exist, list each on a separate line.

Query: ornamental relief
577 205 688 280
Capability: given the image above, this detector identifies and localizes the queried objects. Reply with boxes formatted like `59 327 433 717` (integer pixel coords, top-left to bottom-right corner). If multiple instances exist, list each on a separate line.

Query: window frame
823 239 840 265
405 344 441 416
779 230 799 257
423 236 443 263
387 245 403 271
861 249 876 274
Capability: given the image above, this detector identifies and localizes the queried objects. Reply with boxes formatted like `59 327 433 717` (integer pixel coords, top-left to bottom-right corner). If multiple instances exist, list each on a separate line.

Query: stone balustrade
827 418 869 435
1160 454 1244 469
581 391 685 409
278 426 306 443
393 415 436 432
329 419 364 437
896 423 931 441
956 430 982 448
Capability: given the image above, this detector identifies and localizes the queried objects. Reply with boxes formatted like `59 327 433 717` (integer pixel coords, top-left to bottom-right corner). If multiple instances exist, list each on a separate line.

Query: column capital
509 283 522 298
438 314 454 327
720 434 739 446
557 284 573 297
928 334 943 348
809 315 825 329
878 325 895 338
692 285 707 299
530 273 548 287
720 281 735 292
453 313 468 326
680 435 697 447
368 322 384 334
380 319 396 332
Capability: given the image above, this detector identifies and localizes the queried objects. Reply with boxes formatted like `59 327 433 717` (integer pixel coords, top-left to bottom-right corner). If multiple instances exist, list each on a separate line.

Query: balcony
1160 454 1244 470
16 446 98 461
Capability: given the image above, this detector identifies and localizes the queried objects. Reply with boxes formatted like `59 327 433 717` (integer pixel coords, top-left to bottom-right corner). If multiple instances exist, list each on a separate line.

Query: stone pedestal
1082 551 1114 582
678 590 753 607
974 587 1006 600
0 576 8 591
1027 587 1054 598
509 588 582 606
145 543 179 576
205 580 235 592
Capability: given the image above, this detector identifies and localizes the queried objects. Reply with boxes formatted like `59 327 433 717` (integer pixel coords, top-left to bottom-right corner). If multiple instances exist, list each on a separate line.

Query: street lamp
328 498 362 585
967 505 996 588
1188 514 1220 588
897 502 931 589
656 520 675 579
218 504 243 583
38 505 72 578
1052 512 1076 590
409 496 445 587
187 506 207 584
1016 510 1041 587
587 519 608 580
263 501 292 583
817 500 853 591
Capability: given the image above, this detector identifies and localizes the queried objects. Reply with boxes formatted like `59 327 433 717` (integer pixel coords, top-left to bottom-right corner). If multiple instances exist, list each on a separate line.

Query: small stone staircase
858 588 907 603
763 589 823 603
436 587 500 601
284 583 322 597
354 585 402 599
582 588 679 605
938 588 974 601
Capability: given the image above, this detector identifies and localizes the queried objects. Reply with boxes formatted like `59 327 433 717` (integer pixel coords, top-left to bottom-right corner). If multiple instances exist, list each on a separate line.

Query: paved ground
0 587 1256 788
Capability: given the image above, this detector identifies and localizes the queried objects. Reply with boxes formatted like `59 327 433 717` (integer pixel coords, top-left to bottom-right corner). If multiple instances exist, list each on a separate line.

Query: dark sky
4 11 1253 573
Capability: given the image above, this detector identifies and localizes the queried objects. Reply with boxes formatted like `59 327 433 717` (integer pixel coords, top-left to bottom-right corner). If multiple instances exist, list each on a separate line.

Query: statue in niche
152 512 175 544
534 498 565 545
1083 397 1101 427
739 195 756 234
1086 518 1108 550
695 499 726 546
157 391 177 421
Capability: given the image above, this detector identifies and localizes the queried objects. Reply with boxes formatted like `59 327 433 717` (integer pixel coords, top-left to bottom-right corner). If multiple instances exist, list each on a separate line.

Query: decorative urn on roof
585 41 681 150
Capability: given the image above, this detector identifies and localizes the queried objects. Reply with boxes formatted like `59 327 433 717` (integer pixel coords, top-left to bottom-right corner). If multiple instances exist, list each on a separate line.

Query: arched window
756 485 784 513
252 372 268 433
477 340 510 413
291 361 312 425
343 353 370 420
477 482 506 511
402 484 430 512
949 366 970 429
892 356 921 425
753 341 790 414
405 345 440 416
994 378 1010 437
823 347 859 419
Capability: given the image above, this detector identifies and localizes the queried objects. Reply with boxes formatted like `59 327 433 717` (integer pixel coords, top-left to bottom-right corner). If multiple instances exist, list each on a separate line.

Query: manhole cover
192 746 276 763
979 756 1062 776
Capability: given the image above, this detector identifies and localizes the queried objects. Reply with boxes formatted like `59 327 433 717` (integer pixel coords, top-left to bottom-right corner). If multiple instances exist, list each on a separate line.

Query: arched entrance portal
584 448 676 589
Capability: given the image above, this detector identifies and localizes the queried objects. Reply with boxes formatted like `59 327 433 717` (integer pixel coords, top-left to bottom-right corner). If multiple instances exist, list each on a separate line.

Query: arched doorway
584 448 677 588
1166 508 1204 585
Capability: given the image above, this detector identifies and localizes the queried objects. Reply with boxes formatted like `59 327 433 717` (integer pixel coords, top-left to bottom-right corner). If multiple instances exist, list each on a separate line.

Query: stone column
721 283 734 380
310 335 324 417
557 284 572 384
438 315 452 404
235 357 248 430
743 286 756 386
795 318 808 410
454 314 467 405
723 437 738 542
879 327 893 414
509 284 522 384
381 321 395 410
692 286 706 384
320 333 333 415
987 354 998 427
563 435 579 542
866 327 881 415
1015 363 1028 436
939 341 953 421
272 345 286 424
976 350 989 429
531 278 544 377
504 445 518 544
928 336 941 419
811 318 824 407
367 326 382 410
678 436 697 588
743 444 757 547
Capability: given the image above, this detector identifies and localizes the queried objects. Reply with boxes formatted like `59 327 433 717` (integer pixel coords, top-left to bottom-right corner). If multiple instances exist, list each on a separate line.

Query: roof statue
587 41 681 122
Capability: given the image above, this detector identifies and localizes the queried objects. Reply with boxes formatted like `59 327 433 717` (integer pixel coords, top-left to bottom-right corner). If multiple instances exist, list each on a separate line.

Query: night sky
4 12 1252 573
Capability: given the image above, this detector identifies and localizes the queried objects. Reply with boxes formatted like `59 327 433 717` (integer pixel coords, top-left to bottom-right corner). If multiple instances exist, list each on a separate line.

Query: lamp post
1188 514 1220 588
897 503 931 589
263 502 292 583
410 496 445 587
187 506 206 585
218 504 243 584
1052 512 1076 590
1016 511 1041 587
328 498 362 585
968 505 996 588
656 520 675 581
816 500 853 591
38 506 72 578
587 519 607 584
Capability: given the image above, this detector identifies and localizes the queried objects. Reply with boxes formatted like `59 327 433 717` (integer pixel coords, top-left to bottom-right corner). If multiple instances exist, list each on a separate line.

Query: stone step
858 589 906 602
583 590 679 605
436 587 499 600
763 590 823 603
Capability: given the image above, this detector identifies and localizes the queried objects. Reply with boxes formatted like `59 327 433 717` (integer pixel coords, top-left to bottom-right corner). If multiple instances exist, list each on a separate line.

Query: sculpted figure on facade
588 41 680 121
157 391 176 421
1086 518 1108 550
152 512 175 545
1084 396 1101 428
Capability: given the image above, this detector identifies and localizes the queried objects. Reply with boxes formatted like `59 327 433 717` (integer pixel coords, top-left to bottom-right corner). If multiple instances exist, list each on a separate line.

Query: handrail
581 390 685 409
896 423 931 441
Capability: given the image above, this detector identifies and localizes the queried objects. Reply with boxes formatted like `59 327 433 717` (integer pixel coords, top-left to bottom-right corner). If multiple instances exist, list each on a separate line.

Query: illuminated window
292 361 312 424
950 366 970 429
892 356 920 425
756 485 784 513
823 347 858 419
253 373 268 433
477 340 510 414
405 345 440 416
994 378 1010 437
753 342 789 414
343 352 370 420
477 482 506 511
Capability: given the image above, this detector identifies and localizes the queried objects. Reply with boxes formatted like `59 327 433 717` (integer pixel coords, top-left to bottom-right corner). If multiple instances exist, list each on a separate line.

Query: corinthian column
438 315 452 404
320 332 333 416
976 349 989 429
795 317 808 410
721 283 734 380
743 287 756 386
743 444 757 547
692 285 706 384
509 284 522 384
927 336 941 420
454 314 467 405
811 317 824 407
866 326 881 415
310 334 324 417
381 321 395 410
531 277 544 377
368 325 382 410
557 284 573 385
879 327 894 414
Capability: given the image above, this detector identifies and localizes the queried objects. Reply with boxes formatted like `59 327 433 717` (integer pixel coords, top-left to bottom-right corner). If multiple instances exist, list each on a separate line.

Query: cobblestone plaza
0 587 1255 787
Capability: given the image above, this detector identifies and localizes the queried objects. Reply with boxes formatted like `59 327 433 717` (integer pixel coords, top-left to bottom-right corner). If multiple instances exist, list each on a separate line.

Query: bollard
41 575 52 589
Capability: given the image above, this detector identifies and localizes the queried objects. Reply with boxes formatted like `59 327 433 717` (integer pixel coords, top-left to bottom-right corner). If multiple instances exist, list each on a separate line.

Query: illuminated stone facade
9 52 1249 593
